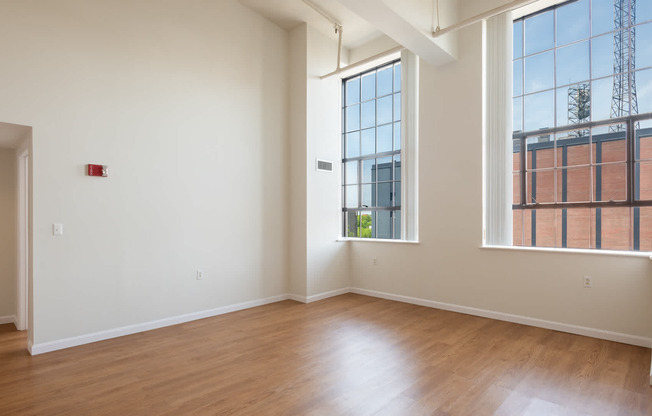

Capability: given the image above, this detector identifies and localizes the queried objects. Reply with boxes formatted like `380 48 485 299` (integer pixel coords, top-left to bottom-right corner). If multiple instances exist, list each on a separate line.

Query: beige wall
0 148 16 319
288 24 350 299
349 21 652 339
289 25 308 298
0 0 290 344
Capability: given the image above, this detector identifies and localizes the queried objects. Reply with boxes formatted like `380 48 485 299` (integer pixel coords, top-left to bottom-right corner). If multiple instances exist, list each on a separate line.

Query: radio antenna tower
610 0 638 131
568 83 590 137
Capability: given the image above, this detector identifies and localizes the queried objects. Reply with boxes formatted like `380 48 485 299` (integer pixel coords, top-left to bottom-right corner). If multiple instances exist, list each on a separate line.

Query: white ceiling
239 0 384 49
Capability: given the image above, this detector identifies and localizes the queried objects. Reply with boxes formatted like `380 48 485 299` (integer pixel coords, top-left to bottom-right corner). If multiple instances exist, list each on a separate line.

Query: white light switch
53 223 63 236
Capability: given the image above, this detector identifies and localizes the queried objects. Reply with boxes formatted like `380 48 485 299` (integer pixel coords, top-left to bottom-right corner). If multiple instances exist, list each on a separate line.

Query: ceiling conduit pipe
432 0 539 38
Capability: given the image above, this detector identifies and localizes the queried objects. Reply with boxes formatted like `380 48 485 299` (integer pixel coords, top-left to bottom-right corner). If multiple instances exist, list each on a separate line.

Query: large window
512 0 652 250
342 60 402 239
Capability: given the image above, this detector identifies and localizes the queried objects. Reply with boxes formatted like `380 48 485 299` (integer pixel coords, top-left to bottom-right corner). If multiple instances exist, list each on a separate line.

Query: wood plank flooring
1 293 651 415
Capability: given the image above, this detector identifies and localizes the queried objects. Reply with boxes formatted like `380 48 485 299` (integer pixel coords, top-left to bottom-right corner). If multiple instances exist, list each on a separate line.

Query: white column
401 49 419 241
484 13 513 246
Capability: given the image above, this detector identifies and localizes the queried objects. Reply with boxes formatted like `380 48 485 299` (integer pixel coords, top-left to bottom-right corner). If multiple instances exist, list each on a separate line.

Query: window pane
394 155 401 181
344 211 355 237
362 158 375 183
394 93 401 121
592 33 616 79
592 0 617 36
513 139 521 171
345 185 358 208
394 122 401 150
524 10 554 56
377 156 393 181
361 73 375 101
524 90 554 131
533 209 557 247
377 124 392 153
527 170 555 204
559 83 591 129
526 136 554 170
376 211 392 239
564 208 592 249
358 211 374 238
513 209 523 245
591 77 626 122
522 209 533 246
345 161 358 184
346 131 360 158
636 120 652 161
592 124 626 163
558 167 591 202
524 50 554 94
361 128 375 156
362 184 374 207
639 207 652 251
377 66 393 96
598 207 631 250
394 63 401 92
598 136 627 163
513 172 521 204
635 69 652 114
377 96 392 125
361 101 375 129
395 181 401 206
377 183 393 207
345 78 360 105
594 164 626 202
556 0 589 45
514 20 523 59
394 210 401 240
513 97 523 133
345 104 360 132
556 41 589 86
513 59 523 96
637 23 652 69
637 161 652 200
557 131 590 167
638 1 652 24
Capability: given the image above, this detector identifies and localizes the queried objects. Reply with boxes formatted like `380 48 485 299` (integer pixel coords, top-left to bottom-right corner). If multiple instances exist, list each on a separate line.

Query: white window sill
482 244 652 259
337 238 420 244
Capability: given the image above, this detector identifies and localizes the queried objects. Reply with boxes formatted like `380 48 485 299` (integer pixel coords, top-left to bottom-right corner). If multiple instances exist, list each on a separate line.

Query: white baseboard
30 294 290 355
26 287 652 362
0 315 16 325
287 294 307 303
287 287 350 304
350 288 652 349
306 287 350 303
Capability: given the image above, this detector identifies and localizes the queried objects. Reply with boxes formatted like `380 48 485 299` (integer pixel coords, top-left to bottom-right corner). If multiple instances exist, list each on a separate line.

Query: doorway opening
0 122 32 342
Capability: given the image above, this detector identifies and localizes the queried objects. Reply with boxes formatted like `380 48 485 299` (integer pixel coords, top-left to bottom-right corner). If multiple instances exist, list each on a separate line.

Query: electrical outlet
196 270 204 280
583 275 593 288
372 257 378 266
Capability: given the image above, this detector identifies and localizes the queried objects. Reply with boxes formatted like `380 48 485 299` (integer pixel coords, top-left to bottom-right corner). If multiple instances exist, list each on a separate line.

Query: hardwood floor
1 293 651 415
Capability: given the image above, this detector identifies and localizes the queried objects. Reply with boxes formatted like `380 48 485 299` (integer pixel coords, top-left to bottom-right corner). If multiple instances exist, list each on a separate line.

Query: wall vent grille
316 159 333 172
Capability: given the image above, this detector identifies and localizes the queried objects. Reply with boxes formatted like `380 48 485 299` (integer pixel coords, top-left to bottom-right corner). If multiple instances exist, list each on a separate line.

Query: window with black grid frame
342 59 402 239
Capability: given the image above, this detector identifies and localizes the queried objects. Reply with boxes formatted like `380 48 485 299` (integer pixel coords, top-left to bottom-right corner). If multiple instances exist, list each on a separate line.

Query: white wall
288 24 350 299
349 21 652 340
289 25 308 298
0 148 16 319
0 0 289 344
305 27 350 297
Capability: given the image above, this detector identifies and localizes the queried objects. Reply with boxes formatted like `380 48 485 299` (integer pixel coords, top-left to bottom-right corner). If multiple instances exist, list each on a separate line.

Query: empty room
1 0 652 414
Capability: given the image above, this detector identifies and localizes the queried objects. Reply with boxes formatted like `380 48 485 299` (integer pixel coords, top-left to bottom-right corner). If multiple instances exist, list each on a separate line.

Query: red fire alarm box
87 164 108 177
